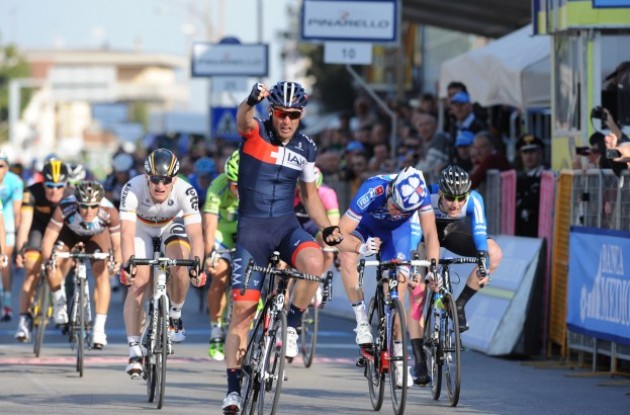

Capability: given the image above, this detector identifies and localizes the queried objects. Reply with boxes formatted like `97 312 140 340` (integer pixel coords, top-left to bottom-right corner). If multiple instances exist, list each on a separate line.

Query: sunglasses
272 108 302 120
149 175 173 185
45 181 66 189
79 203 100 210
0 164 7 168
443 193 468 202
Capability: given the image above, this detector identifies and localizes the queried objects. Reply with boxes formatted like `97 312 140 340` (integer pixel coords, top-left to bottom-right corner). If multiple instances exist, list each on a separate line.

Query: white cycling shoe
355 322 374 345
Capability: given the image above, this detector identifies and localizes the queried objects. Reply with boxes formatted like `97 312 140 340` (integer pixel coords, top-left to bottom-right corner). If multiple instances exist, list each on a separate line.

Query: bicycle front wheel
423 295 442 401
366 296 384 411
155 295 169 409
145 303 157 403
241 300 270 415
76 277 86 377
387 298 408 415
300 300 318 368
33 277 50 358
257 310 287 415
442 293 461 407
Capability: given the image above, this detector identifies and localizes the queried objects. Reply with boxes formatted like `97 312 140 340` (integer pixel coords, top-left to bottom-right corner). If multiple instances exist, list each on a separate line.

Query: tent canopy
439 25 551 110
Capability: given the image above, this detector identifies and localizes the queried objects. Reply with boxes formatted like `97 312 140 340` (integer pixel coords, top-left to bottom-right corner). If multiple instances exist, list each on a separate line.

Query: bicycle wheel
257 310 287 415
442 293 461 407
300 300 318 368
366 296 384 411
387 298 408 415
423 295 442 401
241 300 270 415
76 276 86 377
155 295 169 409
145 303 157 403
33 277 51 357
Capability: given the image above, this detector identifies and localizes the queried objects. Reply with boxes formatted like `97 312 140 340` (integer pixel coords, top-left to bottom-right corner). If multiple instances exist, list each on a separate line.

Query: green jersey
203 173 238 247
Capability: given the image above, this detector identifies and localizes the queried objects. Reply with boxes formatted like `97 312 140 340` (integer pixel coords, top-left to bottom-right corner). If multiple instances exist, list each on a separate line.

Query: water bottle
434 293 444 310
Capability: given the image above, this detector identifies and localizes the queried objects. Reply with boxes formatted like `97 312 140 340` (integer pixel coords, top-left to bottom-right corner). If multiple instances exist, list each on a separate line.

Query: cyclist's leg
1 231 15 321
49 230 79 325
208 247 231 360
16 227 45 341
162 219 191 342
87 232 111 347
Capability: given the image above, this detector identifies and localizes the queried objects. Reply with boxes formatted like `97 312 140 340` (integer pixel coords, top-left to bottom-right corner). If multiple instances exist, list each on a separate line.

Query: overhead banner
191 43 268 77
568 227 630 345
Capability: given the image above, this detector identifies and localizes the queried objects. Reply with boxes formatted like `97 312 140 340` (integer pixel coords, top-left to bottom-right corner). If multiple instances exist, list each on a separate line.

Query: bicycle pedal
356 356 366 367
286 357 294 364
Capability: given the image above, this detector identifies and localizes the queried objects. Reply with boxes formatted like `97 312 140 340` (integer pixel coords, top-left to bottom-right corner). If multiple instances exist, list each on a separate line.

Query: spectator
515 134 545 237
414 113 451 182
572 132 605 170
469 131 512 190
350 96 378 132
453 130 475 172
448 91 488 145
367 142 393 174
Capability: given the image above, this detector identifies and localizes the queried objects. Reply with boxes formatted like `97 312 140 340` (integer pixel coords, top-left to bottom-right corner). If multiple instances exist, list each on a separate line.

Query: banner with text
568 227 630 345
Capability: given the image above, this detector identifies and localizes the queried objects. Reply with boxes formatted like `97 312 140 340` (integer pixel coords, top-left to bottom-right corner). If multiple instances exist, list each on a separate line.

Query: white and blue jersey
0 171 24 235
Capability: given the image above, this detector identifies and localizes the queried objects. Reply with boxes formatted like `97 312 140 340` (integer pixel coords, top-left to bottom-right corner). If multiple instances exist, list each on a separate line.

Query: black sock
227 368 241 394
286 303 304 329
456 285 477 308
411 338 424 364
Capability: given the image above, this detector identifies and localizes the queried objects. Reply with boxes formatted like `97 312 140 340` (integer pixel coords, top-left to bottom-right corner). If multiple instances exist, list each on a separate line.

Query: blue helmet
267 81 308 109
389 167 427 212
194 157 216 175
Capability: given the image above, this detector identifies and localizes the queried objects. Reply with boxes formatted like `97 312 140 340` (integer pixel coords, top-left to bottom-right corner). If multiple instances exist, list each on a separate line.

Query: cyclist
14 159 70 342
66 162 87 187
0 151 24 321
189 156 217 207
203 150 239 361
221 81 342 414
336 166 440 388
104 152 136 210
408 165 503 384
40 180 122 348
119 148 205 378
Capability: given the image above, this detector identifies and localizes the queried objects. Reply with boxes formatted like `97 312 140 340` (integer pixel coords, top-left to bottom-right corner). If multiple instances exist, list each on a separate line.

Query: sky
0 0 295 110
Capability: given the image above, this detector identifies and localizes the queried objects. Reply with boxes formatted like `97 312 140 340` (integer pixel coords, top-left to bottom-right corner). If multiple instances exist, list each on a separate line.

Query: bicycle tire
387 298 408 415
257 310 287 415
155 295 169 409
77 276 86 377
33 277 50 358
442 293 461 407
241 299 270 415
300 301 318 368
423 294 442 401
145 302 157 403
366 296 385 411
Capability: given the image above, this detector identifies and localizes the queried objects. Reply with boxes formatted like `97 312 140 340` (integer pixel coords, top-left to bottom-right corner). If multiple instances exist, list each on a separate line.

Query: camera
606 148 622 159
590 106 608 122
575 146 591 156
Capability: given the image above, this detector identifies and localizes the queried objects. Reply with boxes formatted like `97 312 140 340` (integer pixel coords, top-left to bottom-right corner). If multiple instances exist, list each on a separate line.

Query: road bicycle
240 251 326 415
423 255 483 407
357 255 434 415
299 269 333 368
128 236 199 410
32 263 52 358
52 243 113 377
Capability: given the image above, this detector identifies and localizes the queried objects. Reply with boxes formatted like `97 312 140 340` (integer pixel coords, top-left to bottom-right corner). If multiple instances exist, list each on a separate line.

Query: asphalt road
0 271 628 414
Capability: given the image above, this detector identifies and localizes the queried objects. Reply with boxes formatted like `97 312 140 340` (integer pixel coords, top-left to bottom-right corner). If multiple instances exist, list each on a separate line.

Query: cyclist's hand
476 250 490 287
204 253 217 275
424 272 441 292
189 258 206 288
322 226 343 246
246 82 266 106
119 263 136 286
15 252 24 268
357 237 381 256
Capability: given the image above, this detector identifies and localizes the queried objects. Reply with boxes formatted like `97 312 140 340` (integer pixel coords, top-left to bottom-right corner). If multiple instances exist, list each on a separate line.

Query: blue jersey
429 183 488 251
346 174 433 231
238 118 318 218
0 171 24 232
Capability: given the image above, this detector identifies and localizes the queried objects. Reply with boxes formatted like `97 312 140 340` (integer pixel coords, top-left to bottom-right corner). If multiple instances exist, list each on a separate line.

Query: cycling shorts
134 218 188 258
56 226 111 255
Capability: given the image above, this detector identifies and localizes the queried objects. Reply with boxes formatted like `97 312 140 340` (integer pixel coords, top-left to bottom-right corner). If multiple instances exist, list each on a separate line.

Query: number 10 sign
324 42 373 65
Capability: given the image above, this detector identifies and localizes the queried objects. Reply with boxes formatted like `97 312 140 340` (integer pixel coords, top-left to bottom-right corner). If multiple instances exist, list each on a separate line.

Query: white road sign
324 42 373 65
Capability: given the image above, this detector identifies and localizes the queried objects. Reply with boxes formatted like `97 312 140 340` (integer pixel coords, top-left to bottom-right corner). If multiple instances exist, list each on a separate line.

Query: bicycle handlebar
240 261 325 296
439 257 478 265
53 251 112 260
129 256 198 267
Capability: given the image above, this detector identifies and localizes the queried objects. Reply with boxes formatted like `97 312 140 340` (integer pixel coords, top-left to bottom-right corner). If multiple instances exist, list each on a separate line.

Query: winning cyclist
0 151 24 321
336 166 440 388
203 149 239 361
40 180 122 348
408 165 503 383
119 148 205 378
14 159 70 342
221 81 342 414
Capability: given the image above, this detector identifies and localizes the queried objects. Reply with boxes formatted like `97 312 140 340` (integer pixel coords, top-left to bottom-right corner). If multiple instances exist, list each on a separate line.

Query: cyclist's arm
327 213 362 253
0 213 5 254
12 199 22 233
120 218 136 265
185 221 204 262
418 209 440 265
299 179 331 231
41 207 64 261
237 83 268 135
15 206 33 254
109 231 122 267
466 191 489 252
203 213 218 259
319 186 340 226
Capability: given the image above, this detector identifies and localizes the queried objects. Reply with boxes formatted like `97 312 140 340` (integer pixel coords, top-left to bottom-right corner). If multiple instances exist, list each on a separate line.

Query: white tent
439 24 551 110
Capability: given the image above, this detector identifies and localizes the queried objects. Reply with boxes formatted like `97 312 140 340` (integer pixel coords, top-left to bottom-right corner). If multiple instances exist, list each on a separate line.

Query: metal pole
345 65 397 163
257 0 263 43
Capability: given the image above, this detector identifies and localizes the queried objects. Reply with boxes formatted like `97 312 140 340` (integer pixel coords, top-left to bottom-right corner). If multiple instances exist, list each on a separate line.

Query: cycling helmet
314 166 323 188
439 165 471 197
267 81 308 109
67 163 86 185
144 148 179 177
42 159 68 183
0 150 8 162
75 180 104 204
224 150 239 182
112 153 134 173
388 166 427 212
194 157 216 175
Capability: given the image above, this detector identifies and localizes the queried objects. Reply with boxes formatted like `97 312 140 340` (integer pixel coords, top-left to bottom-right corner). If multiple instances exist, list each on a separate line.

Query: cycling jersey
22 182 70 230
119 175 201 226
203 173 238 248
49 195 120 237
293 184 339 236
428 183 488 252
0 171 24 233
238 119 318 218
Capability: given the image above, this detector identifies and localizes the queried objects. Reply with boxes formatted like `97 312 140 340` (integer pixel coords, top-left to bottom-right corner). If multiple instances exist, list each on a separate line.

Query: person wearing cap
515 134 545 237
469 131 512 190
453 130 475 172
104 152 137 210
447 90 488 149
188 156 217 207
0 151 19 321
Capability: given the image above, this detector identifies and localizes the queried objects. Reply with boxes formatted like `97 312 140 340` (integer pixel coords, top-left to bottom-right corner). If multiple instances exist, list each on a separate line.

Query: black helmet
67 162 86 185
267 81 308 109
42 159 68 184
144 148 179 177
75 180 104 204
439 165 471 197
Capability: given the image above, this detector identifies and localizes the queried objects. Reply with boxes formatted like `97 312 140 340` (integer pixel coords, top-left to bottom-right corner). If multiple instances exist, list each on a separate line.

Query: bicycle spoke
387 298 408 415
241 300 270 415
366 296 384 411
257 311 286 415
300 303 318 368
156 295 169 409
77 276 85 377
424 294 442 401
443 294 461 407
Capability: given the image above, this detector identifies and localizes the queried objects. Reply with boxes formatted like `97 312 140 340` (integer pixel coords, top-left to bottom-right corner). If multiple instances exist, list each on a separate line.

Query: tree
0 42 32 143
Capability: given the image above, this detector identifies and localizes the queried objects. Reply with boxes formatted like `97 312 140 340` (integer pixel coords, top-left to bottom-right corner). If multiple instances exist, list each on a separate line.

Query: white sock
394 340 403 357
170 301 184 319
127 336 142 357
52 288 65 303
352 302 368 324
94 314 107 333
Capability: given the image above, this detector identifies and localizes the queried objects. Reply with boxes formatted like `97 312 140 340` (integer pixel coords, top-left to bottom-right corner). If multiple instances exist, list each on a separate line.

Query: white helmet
388 167 428 212
112 153 134 173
